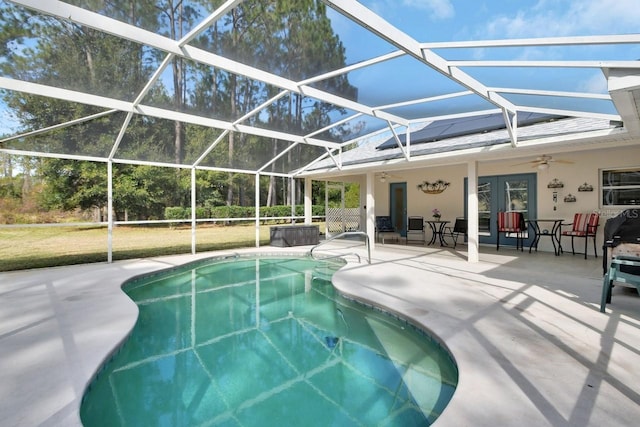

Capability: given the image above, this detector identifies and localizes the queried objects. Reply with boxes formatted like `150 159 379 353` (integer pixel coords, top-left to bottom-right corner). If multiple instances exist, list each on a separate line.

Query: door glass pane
478 181 491 235
504 179 528 218
393 187 405 230
503 178 529 238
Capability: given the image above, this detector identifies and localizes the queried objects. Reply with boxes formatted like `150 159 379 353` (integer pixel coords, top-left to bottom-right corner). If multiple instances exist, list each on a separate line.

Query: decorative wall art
578 182 594 192
547 178 564 189
417 180 450 194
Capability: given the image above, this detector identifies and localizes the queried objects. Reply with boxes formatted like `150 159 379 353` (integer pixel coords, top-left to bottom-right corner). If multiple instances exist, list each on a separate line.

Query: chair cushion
375 216 395 232
408 216 424 230
569 213 599 235
497 212 524 232
562 230 587 236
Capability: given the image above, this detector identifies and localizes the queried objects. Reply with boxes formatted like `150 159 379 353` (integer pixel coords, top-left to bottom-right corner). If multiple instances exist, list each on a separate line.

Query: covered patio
1 244 639 426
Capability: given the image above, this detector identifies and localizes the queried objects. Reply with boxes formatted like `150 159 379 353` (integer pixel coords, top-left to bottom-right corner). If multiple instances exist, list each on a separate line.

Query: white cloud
577 71 609 94
484 0 640 38
402 0 454 20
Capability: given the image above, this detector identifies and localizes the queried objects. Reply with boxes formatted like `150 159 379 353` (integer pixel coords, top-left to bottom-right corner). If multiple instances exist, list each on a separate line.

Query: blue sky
322 0 640 121
362 0 640 40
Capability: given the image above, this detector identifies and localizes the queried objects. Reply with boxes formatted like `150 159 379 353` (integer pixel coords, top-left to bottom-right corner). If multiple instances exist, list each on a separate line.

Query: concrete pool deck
1 244 639 426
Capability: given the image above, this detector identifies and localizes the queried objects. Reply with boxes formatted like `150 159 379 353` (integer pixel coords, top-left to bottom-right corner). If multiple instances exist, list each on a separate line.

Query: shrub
165 204 325 224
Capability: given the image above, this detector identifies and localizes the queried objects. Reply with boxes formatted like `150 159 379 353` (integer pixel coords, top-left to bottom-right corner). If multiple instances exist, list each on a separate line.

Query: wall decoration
417 179 450 194
578 182 593 192
564 193 577 203
547 178 564 188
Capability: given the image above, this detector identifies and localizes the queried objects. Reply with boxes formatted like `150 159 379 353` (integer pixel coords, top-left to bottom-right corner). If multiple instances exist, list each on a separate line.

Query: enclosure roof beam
13 0 408 131
0 77 342 151
0 109 117 145
324 0 517 115
420 34 640 49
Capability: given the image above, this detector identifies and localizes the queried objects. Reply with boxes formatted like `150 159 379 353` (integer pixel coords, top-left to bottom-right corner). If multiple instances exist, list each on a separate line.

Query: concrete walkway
1 244 639 426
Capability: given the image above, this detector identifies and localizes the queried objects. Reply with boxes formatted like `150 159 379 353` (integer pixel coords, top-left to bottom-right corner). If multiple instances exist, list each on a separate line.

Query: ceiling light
538 162 549 170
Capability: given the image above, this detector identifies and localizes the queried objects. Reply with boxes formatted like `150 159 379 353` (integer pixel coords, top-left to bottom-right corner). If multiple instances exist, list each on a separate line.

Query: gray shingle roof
309 116 617 171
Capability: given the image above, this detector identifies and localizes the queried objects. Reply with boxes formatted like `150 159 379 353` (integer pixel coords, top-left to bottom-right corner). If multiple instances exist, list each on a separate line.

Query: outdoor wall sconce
417 179 450 194
564 193 577 203
547 178 564 188
578 182 593 192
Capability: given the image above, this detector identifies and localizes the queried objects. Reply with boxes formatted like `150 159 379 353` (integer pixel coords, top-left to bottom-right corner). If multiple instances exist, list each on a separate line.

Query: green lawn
0 223 289 271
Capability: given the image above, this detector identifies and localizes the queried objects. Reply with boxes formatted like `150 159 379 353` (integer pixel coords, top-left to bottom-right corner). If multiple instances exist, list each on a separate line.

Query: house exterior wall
373 144 640 253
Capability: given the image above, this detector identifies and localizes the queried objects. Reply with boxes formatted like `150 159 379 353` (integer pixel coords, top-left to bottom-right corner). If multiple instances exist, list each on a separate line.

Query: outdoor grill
602 208 640 276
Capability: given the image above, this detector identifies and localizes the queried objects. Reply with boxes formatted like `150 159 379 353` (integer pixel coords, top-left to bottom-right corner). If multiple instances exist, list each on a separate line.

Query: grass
0 223 311 272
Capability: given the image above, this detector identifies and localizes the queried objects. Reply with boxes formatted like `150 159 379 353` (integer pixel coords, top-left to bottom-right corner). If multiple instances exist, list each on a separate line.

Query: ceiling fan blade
513 154 573 167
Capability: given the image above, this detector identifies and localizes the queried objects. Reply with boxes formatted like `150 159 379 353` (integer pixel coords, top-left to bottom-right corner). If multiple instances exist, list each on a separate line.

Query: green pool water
80 255 457 426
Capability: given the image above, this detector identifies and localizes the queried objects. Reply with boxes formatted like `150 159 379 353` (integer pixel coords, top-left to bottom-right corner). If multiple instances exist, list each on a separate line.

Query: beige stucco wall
373 144 640 253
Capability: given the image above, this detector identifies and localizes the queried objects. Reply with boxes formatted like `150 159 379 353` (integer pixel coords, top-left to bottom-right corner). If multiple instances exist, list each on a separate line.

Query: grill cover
604 208 640 245
603 208 640 274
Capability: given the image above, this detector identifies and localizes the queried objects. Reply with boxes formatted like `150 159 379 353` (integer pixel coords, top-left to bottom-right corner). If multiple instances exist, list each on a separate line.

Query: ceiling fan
376 172 402 182
513 154 573 170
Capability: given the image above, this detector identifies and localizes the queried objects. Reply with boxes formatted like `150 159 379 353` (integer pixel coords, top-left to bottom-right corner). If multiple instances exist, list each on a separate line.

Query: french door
466 173 537 247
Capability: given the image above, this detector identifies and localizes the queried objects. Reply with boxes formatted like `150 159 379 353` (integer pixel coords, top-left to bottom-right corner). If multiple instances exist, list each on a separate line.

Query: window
601 168 640 206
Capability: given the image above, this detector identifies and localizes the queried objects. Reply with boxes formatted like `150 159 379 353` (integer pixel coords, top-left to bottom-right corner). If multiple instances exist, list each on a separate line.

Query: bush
164 204 325 224
165 206 187 221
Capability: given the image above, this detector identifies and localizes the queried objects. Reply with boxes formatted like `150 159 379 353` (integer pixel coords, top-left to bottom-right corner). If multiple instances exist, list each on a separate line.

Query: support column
467 160 479 263
107 160 113 263
290 177 295 223
191 167 196 255
304 177 312 224
366 171 375 251
255 173 260 248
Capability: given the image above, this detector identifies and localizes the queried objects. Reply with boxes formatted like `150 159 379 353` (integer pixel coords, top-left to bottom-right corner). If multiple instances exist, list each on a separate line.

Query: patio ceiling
0 0 639 178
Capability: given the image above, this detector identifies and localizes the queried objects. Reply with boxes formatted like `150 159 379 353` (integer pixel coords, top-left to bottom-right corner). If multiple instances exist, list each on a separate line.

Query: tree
0 0 356 218
190 0 356 207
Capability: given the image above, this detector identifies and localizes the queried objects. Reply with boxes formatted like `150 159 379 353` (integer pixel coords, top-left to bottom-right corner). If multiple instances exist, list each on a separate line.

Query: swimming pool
80 255 457 426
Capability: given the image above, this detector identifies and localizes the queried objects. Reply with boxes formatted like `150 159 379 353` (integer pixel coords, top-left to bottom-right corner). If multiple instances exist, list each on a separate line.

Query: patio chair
406 216 426 245
601 252 640 312
560 212 600 259
600 208 640 312
445 218 467 248
375 215 400 244
496 211 525 251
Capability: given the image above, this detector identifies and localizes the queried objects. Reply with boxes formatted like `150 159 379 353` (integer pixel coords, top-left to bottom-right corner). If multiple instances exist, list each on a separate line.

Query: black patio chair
375 215 399 243
445 218 468 248
406 216 426 245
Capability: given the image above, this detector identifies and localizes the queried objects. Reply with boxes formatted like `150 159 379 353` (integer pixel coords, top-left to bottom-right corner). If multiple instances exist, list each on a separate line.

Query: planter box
270 225 319 247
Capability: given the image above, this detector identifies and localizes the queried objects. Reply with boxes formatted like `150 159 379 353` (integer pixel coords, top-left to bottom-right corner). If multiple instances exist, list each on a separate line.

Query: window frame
600 167 640 208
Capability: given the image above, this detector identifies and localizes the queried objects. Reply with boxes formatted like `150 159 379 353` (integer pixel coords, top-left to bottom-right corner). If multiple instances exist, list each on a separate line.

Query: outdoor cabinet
269 225 319 247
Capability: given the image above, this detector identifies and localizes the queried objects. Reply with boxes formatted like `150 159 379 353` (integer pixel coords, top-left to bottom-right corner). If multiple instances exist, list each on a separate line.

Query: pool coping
2 245 640 426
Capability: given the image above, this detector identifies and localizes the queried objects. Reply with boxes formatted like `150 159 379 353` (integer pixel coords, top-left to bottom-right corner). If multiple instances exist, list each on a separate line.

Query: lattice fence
325 207 361 237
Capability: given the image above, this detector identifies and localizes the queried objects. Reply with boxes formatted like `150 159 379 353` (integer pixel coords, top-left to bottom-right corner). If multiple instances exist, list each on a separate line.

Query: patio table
425 220 449 246
528 219 563 256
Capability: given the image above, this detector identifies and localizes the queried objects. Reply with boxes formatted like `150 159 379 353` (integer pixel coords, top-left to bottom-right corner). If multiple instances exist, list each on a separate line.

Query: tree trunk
171 1 184 166
266 175 274 206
